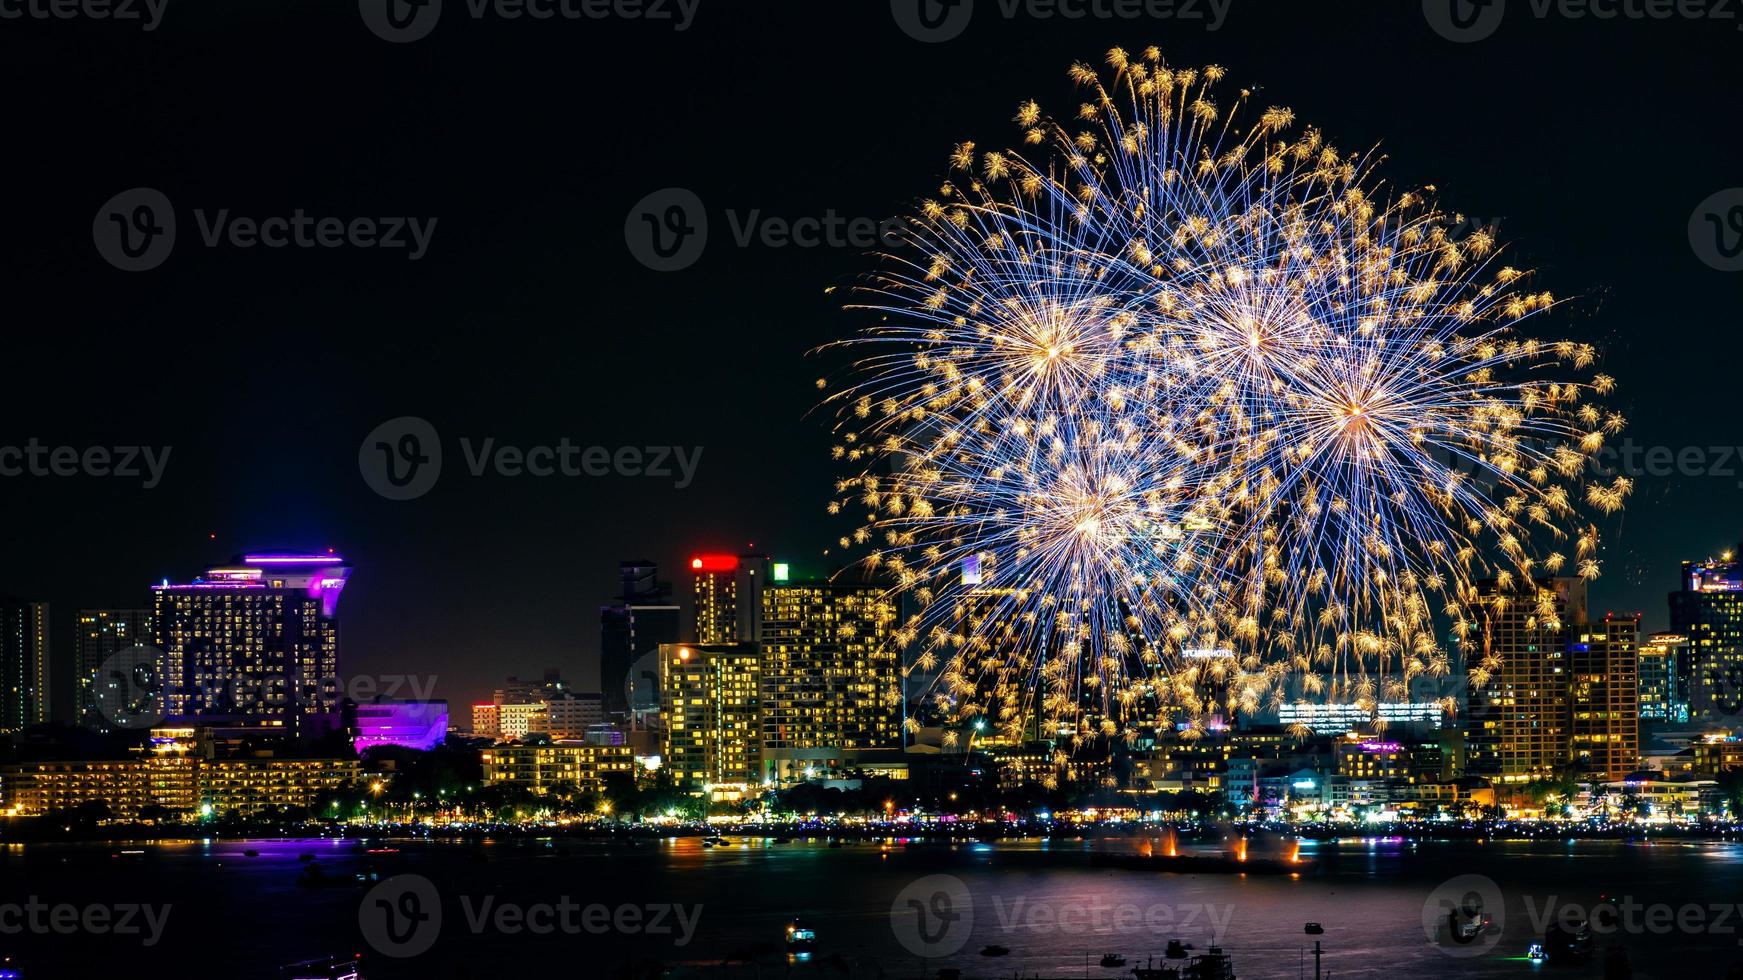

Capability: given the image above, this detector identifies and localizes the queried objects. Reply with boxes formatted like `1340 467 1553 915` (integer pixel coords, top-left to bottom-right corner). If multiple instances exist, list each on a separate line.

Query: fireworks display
824 47 1629 748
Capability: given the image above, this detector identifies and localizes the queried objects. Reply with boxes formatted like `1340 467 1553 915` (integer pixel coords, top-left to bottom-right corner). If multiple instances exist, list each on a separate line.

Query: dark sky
2 0 1738 716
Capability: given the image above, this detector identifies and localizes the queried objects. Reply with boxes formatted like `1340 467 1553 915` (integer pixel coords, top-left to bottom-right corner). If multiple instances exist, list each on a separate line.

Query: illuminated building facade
1638 631 1691 723
0 735 357 820
1569 613 1641 781
660 642 760 790
496 702 549 740
480 742 637 795
542 693 603 739
689 553 770 644
600 561 680 717
0 599 49 733
353 699 449 752
758 578 901 784
154 553 350 734
1468 577 1582 782
471 703 500 738
1669 553 1743 721
75 608 153 731
1276 700 1443 733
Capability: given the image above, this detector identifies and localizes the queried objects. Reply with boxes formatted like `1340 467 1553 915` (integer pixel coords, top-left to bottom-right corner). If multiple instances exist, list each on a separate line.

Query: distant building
496 702 549 740
481 742 637 796
0 599 49 733
0 729 358 820
353 699 449 752
1468 577 1582 782
542 693 603 739
1569 613 1641 781
471 703 500 739
758 576 902 784
660 642 760 792
75 609 153 731
1638 631 1691 723
1669 552 1743 721
153 553 351 735
599 562 680 718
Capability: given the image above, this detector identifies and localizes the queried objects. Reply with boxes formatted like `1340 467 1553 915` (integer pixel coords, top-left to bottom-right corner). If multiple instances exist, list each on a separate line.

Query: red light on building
690 554 739 573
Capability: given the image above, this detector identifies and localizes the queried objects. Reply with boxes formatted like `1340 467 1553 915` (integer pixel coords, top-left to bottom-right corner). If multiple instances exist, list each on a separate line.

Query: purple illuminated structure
353 699 448 752
153 552 352 734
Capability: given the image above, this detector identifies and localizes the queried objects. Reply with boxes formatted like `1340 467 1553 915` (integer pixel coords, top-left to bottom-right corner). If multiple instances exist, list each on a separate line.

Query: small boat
244 849 260 858
980 944 1010 957
1165 940 1192 959
1100 952 1127 967
785 919 817 952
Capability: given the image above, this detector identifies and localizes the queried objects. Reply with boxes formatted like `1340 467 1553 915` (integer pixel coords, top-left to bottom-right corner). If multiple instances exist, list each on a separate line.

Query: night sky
2 0 1738 716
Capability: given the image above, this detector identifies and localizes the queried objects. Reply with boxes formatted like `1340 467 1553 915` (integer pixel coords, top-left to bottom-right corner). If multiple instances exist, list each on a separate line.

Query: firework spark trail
823 46 1630 745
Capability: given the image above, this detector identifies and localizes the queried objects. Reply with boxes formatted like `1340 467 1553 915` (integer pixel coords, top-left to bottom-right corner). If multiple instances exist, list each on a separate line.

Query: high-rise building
1468 577 1582 783
660 642 760 792
542 692 603 739
688 553 771 644
1638 631 1691 723
1569 613 1641 781
75 609 153 730
0 600 49 733
153 553 350 734
599 562 680 718
1669 551 1743 721
758 577 901 783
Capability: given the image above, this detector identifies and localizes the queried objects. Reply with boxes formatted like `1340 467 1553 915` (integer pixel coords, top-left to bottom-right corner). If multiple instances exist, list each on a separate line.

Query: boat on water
1131 945 1236 980
1100 952 1127 967
981 944 1011 957
276 954 362 979
785 918 817 953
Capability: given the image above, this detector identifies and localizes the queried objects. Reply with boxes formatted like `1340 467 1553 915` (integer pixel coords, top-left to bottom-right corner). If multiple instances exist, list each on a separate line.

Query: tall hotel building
759 575 902 783
599 561 680 718
0 600 49 733
1638 631 1691 723
1568 613 1641 781
689 553 770 644
154 553 350 733
75 609 153 730
1468 577 1582 782
1669 552 1743 721
659 642 760 793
